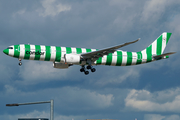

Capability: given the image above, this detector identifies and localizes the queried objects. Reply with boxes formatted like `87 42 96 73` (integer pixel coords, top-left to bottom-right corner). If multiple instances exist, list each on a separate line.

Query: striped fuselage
6 44 155 66
3 32 172 69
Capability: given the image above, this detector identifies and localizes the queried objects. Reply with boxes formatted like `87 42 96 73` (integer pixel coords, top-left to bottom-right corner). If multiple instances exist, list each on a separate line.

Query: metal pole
6 100 54 120
6 101 51 106
50 100 54 120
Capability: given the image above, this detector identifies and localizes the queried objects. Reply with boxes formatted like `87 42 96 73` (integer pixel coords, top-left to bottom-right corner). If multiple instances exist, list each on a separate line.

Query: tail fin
145 32 172 56
140 32 172 63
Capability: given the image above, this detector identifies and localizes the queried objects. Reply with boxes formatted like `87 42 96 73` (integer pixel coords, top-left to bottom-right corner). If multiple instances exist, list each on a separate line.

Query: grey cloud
144 114 180 120
37 0 71 17
2 85 114 110
125 88 180 112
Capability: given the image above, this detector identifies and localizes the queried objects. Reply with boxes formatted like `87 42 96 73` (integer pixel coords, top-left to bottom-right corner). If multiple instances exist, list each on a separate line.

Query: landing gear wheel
87 65 92 69
91 68 96 72
84 71 89 75
19 62 22 66
80 68 85 72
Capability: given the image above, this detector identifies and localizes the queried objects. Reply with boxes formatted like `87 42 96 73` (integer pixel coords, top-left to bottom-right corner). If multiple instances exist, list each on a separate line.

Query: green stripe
156 35 162 55
24 45 30 59
136 51 142 64
6 48 9 55
66 47 72 54
34 45 41 60
116 51 122 66
45 46 51 61
55 47 61 62
106 53 112 65
13 45 20 58
96 57 102 65
86 48 91 53
166 33 172 44
126 52 132 66
146 45 152 62
76 48 82 54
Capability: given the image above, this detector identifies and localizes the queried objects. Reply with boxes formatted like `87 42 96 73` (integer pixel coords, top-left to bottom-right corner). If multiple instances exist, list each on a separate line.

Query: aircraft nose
3 49 8 55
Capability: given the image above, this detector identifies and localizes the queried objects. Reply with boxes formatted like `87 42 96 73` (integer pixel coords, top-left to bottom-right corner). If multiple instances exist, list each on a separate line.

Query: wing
81 38 140 60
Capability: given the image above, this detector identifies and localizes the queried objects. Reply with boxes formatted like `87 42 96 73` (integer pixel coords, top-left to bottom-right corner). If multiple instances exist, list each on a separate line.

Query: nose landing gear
18 59 22 66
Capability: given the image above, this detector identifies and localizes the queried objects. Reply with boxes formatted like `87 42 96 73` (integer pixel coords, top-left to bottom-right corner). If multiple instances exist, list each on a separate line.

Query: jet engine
53 62 69 69
64 54 80 64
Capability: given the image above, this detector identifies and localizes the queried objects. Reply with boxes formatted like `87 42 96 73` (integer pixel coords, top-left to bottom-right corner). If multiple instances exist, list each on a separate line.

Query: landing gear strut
18 59 22 66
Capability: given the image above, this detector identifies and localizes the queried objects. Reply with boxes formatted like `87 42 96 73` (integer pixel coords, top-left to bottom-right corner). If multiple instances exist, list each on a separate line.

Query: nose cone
3 49 8 55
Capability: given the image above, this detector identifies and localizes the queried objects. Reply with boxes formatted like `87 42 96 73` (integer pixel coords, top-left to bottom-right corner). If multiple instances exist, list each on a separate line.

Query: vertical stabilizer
144 32 172 55
140 32 172 62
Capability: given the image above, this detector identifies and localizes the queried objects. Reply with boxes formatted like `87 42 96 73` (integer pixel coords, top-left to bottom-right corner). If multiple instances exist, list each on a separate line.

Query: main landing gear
80 65 96 75
18 59 22 66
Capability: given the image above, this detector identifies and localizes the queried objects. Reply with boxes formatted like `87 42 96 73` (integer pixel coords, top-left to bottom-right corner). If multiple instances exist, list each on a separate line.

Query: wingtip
134 38 140 42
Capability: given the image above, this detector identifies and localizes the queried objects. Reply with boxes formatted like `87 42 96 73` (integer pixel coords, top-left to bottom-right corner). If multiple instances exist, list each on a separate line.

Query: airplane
3 32 175 75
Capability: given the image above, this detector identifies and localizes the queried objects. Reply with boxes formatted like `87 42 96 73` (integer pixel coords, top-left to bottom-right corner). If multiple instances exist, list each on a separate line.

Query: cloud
2 85 114 110
144 114 165 120
125 88 180 112
144 114 180 120
4 85 20 94
167 14 180 53
141 0 180 23
12 9 26 17
0 110 48 120
141 0 167 22
60 87 114 109
94 66 140 86
37 0 71 17
0 110 98 120
18 61 69 84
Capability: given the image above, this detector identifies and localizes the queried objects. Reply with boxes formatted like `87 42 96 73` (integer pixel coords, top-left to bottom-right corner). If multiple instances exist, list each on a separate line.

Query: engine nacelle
53 62 69 69
65 54 80 64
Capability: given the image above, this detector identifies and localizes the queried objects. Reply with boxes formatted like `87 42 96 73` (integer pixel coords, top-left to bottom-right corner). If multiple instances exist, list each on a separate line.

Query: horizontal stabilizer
153 52 176 60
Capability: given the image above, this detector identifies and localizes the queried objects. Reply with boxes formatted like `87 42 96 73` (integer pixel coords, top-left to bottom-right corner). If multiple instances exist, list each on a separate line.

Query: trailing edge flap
153 52 176 59
81 38 140 59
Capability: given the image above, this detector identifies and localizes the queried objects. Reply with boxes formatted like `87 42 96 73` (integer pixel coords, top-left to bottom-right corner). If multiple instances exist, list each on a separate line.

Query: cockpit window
7 47 13 49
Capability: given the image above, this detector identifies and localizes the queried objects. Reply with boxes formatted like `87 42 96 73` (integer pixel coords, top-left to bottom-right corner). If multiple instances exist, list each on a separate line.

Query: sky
0 0 180 120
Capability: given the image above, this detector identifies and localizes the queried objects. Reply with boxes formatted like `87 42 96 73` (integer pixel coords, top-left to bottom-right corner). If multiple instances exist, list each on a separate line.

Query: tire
87 66 91 69
91 68 96 72
19 62 22 66
84 71 89 75
80 68 84 72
